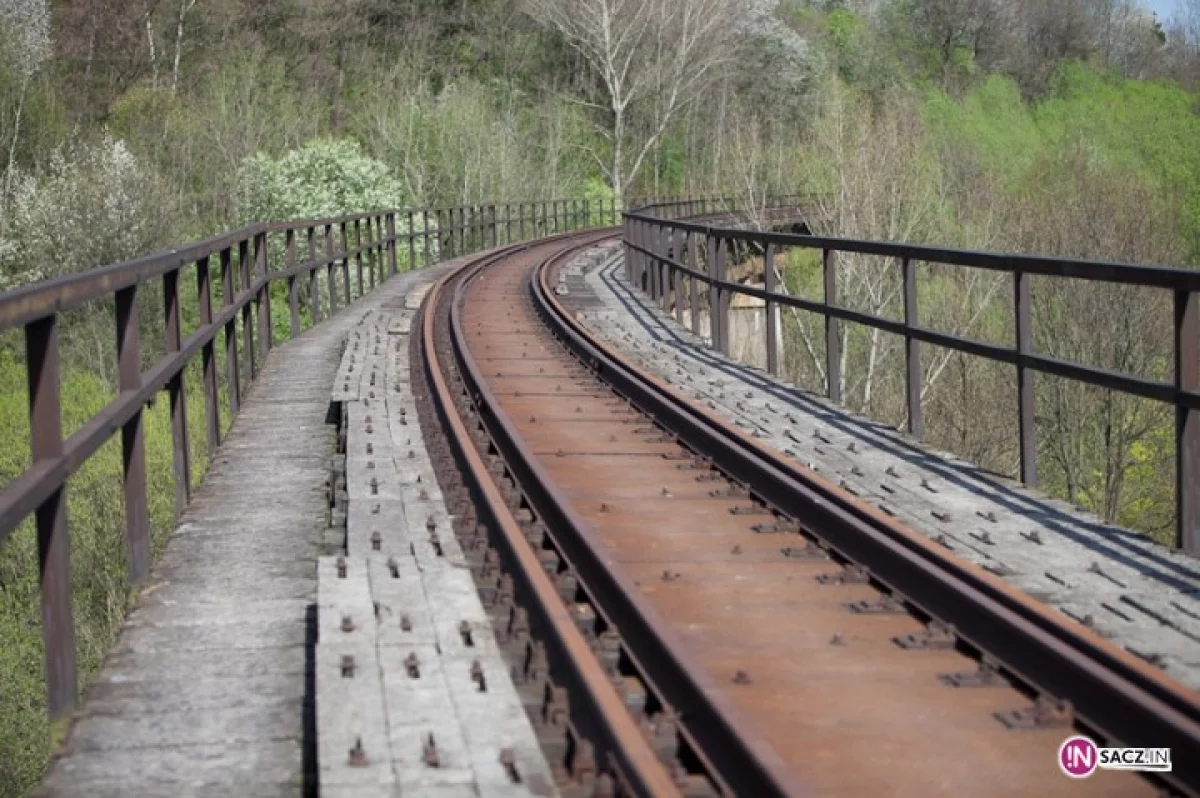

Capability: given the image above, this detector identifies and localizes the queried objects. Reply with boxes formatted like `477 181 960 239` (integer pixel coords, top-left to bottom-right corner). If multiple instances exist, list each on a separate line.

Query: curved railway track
411 228 1200 797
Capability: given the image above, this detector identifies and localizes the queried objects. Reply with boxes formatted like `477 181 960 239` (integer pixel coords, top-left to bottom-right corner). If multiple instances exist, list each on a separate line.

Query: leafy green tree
235 137 403 223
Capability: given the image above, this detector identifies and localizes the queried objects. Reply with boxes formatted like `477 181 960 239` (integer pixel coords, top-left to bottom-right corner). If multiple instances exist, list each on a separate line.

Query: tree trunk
146 13 159 90
3 81 27 232
332 44 346 135
172 0 197 95
612 104 625 203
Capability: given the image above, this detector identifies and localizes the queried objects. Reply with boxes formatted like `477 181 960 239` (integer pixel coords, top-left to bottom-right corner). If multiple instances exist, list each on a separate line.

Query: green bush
0 134 176 291
235 137 404 224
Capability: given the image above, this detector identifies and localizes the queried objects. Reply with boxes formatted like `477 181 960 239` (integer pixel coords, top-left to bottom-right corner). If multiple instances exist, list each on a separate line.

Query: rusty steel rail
624 201 1200 554
418 232 687 796
1 194 711 723
429 230 804 796
534 236 1200 796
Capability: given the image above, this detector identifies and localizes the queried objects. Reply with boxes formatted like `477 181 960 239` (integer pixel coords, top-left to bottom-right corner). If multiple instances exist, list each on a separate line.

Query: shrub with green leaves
234 137 404 224
0 134 174 291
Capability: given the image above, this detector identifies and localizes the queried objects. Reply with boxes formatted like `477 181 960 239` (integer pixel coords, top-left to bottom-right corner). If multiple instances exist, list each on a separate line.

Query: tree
1013 0 1094 93
171 0 199 95
0 0 51 224
524 0 738 201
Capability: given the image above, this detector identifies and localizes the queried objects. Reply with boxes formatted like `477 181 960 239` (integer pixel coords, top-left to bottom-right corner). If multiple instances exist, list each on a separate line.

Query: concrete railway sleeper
415 229 1200 797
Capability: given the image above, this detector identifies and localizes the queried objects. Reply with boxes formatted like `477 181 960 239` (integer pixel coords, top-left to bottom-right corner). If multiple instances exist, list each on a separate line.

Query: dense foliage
1 0 1199 793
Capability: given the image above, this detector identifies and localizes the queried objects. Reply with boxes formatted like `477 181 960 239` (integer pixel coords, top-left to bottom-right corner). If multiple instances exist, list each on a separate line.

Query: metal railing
624 199 1200 555
0 194 673 722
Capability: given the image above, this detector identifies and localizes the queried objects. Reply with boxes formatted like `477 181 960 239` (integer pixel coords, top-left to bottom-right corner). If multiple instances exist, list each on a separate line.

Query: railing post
636 218 645 287
239 239 256 381
325 225 338 316
340 222 351 305
519 202 526 241
436 209 446 262
26 315 76 719
1175 288 1199 553
764 243 779 376
505 203 513 244
654 224 664 303
689 231 701 336
308 227 321 324
376 214 385 281
423 210 432 268
647 223 658 302
372 216 381 284
352 216 362 294
365 217 373 285
164 267 192 515
659 226 670 309
407 211 416 272
718 236 731 355
197 256 221 451
622 216 630 280
635 220 645 290
221 248 241 414
116 284 151 586
706 233 719 346
824 249 841 404
674 228 686 326
902 257 924 439
663 227 674 312
256 230 271 360
1016 270 1035 486
286 229 300 338
641 220 651 291
642 220 651 293
387 213 398 277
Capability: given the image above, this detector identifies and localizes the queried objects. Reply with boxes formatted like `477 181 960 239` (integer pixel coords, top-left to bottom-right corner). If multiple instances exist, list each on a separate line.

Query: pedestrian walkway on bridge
34 258 555 798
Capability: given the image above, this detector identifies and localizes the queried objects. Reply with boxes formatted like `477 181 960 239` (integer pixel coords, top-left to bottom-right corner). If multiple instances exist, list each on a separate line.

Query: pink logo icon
1059 736 1099 778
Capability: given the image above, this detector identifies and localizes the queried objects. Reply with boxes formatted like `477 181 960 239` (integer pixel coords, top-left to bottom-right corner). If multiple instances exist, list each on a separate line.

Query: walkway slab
35 265 455 797
316 267 558 797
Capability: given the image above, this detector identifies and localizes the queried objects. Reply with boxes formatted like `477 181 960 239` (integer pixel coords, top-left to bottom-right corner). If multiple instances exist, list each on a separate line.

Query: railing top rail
0 198 637 331
625 207 1200 292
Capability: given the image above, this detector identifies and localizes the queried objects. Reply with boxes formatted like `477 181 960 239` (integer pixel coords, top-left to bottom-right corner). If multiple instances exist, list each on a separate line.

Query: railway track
411 228 1200 797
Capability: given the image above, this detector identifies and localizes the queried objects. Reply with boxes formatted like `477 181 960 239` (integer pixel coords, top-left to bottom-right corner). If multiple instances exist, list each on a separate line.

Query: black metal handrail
623 200 1200 555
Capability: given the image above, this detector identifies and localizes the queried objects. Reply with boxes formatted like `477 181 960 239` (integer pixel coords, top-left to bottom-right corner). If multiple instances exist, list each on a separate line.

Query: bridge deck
35 265 452 797
566 244 1200 690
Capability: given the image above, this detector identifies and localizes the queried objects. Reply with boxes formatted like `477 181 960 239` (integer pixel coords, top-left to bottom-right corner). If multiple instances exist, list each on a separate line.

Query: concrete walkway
35 265 452 798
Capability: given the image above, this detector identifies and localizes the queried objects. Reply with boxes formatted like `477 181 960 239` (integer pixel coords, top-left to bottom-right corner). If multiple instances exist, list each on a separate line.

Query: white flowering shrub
236 138 403 223
0 0 51 80
235 138 436 271
0 135 173 290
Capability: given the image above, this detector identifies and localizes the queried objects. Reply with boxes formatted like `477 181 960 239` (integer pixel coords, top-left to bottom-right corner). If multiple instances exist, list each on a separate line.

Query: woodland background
2 0 1200 791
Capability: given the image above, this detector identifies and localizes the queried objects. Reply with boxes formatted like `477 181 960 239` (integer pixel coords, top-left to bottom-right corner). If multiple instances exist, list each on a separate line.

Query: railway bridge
1 197 1198 797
